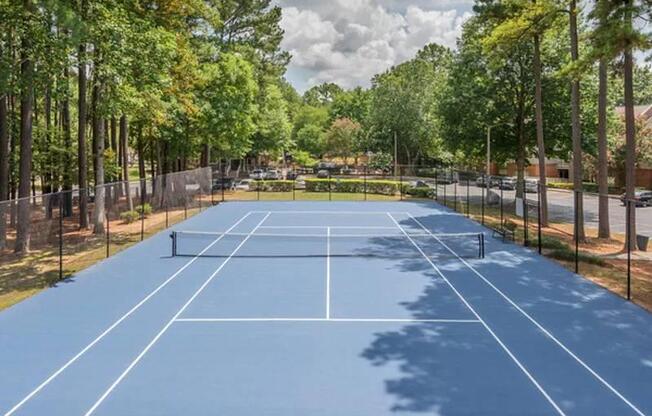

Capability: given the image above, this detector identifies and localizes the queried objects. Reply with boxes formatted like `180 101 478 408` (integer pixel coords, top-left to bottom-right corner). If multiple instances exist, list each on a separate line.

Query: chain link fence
1 163 649 311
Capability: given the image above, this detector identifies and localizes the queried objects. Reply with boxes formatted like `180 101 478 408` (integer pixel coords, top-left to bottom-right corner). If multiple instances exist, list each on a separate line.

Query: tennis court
1 201 651 415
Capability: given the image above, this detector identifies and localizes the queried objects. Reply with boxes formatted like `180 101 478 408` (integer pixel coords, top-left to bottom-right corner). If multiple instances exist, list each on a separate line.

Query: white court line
407 213 646 416
2 211 254 416
251 210 407 215
326 227 331 320
174 318 481 323
387 213 565 416
259 225 398 230
83 213 271 416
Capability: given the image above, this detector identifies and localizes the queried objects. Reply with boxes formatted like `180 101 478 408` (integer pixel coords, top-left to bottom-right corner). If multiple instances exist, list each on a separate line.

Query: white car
294 176 306 189
235 179 253 191
265 169 281 180
525 179 539 193
250 169 265 180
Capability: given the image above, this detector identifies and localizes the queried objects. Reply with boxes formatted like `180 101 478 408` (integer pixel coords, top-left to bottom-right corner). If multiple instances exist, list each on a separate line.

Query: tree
77 0 89 229
15 0 35 253
303 83 343 106
323 118 362 164
569 0 585 241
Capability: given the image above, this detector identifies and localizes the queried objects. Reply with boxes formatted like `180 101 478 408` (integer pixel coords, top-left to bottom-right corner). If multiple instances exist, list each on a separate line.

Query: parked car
286 170 299 180
235 179 253 191
620 190 652 207
410 180 433 188
294 176 307 189
489 176 504 188
341 166 358 175
476 176 489 188
435 172 458 184
316 169 330 179
498 177 517 190
212 177 235 191
250 169 265 180
265 169 281 180
525 179 539 193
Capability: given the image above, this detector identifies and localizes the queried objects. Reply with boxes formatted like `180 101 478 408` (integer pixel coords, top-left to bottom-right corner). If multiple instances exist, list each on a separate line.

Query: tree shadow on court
361 208 652 413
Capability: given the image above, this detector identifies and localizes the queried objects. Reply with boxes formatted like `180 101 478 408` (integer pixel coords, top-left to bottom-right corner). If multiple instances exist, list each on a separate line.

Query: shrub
250 180 294 192
405 186 434 199
120 211 140 224
547 182 620 194
135 203 152 216
304 179 401 195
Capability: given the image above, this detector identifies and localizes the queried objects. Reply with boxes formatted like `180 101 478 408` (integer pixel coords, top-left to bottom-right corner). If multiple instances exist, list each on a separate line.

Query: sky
275 0 474 92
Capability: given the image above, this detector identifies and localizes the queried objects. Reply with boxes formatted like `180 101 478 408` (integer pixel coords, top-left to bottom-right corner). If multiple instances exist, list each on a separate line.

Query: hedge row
548 182 621 194
248 179 434 198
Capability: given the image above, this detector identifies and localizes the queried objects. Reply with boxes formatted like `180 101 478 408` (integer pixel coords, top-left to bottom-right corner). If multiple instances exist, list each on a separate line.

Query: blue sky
275 0 474 92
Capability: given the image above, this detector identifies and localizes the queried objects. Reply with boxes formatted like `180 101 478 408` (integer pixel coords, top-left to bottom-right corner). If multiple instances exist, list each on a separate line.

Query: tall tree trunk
623 1 636 250
120 115 133 211
0 94 8 249
569 0 585 241
92 81 105 234
597 54 610 238
77 0 89 228
201 143 210 168
15 0 34 253
62 66 73 216
533 31 549 226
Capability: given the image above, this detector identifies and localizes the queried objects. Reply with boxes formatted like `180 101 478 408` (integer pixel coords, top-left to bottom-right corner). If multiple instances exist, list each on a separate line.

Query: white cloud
278 1 472 92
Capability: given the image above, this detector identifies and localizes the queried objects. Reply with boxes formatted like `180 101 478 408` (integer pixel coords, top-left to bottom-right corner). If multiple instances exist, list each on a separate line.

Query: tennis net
170 231 485 260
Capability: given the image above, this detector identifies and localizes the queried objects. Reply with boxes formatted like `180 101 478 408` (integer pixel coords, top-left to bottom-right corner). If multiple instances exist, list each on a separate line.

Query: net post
627 199 632 300
59 193 64 281
479 233 485 259
537 182 542 254
171 231 177 257
292 175 296 201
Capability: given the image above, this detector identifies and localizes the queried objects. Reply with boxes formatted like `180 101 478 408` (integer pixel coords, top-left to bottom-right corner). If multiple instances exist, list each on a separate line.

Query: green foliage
323 118 362 162
135 203 152 216
367 152 393 172
120 211 140 224
291 150 318 167
304 179 400 195
250 180 294 192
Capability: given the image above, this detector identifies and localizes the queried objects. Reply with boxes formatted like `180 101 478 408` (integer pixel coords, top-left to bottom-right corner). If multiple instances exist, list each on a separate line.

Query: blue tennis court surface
1 201 651 415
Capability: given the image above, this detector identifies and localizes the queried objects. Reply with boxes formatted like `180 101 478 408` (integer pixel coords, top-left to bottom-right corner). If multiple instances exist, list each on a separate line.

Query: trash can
637 235 649 252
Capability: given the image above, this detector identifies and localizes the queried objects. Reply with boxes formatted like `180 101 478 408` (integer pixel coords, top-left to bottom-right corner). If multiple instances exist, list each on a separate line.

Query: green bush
548 182 621 194
304 179 401 195
540 236 569 251
250 180 294 192
405 186 434 199
120 211 140 224
135 203 152 216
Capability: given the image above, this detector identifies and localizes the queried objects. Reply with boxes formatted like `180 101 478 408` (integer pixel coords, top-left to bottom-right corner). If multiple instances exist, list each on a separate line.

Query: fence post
59 194 64 281
434 169 438 201
574 190 579 274
165 183 169 229
454 172 458 212
500 178 504 226
328 170 332 201
537 182 542 254
626 200 632 300
399 166 403 201
481 174 485 225
466 178 470 217
293 176 296 201
221 163 225 203
106 211 110 258
364 165 368 201
141 179 146 241
443 175 447 208
522 179 528 247
198 182 203 212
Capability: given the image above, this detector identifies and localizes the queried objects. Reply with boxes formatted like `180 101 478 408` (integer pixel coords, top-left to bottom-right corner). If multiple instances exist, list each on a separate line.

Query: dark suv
620 190 652 207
